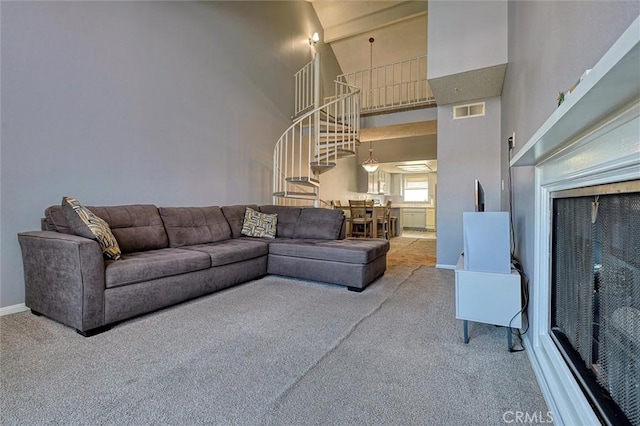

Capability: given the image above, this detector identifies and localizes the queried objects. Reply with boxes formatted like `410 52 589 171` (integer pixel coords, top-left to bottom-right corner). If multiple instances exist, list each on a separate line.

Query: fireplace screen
551 185 639 425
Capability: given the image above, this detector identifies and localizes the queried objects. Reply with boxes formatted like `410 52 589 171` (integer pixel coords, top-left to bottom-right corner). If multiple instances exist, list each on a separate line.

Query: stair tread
315 148 356 159
317 139 358 145
315 145 357 152
273 191 318 199
302 122 354 132
315 147 356 158
319 132 357 136
318 121 352 129
310 161 337 166
310 162 336 174
285 176 320 187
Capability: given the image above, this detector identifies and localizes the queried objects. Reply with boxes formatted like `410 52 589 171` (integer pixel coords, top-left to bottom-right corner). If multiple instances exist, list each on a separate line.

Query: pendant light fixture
362 140 379 172
362 37 379 173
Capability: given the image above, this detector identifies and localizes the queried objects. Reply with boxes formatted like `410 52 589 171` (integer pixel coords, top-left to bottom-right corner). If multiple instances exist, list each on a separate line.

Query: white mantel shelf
511 17 640 167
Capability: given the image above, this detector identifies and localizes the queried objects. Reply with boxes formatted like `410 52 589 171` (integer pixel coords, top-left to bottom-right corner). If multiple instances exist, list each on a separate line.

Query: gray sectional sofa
18 203 389 336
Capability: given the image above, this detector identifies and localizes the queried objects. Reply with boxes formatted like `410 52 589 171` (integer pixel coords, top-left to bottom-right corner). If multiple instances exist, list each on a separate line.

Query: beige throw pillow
61 196 121 260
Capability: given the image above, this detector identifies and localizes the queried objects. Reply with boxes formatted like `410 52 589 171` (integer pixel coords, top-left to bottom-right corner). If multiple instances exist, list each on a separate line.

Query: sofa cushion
293 208 344 240
221 205 260 238
241 207 277 239
159 206 232 247
87 205 169 253
259 205 301 238
104 248 211 288
184 239 269 267
62 196 122 260
268 238 389 264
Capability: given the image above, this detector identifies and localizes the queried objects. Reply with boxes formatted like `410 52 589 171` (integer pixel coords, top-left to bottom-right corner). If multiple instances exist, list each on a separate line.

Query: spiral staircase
272 54 360 206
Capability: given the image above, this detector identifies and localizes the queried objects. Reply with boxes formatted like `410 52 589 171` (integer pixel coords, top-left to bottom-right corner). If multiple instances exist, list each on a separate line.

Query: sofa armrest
18 231 106 332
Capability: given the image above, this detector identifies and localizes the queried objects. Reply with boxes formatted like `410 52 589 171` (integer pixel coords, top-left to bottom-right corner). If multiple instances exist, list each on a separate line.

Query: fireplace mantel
510 17 639 426
511 17 639 168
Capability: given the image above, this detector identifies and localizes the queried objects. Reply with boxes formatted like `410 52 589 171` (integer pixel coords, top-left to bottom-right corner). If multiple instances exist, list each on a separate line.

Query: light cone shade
362 147 379 172
362 161 379 172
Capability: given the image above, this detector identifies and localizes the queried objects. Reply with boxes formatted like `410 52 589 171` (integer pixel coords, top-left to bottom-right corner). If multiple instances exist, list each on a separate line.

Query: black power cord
508 259 530 352
506 135 530 352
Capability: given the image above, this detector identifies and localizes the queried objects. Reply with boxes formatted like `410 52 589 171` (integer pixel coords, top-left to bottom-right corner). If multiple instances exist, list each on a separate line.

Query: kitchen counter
393 203 434 208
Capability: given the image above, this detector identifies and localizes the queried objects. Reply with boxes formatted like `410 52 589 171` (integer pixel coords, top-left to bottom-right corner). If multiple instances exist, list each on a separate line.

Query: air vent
453 102 485 119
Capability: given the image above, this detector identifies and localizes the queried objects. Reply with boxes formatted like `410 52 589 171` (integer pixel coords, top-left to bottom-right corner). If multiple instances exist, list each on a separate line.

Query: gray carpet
0 265 550 425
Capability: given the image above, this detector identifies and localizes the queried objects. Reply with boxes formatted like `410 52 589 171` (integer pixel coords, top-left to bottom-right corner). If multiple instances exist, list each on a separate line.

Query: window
403 175 429 202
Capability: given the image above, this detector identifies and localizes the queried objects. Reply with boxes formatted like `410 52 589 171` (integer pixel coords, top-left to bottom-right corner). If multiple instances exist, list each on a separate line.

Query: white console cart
455 255 522 350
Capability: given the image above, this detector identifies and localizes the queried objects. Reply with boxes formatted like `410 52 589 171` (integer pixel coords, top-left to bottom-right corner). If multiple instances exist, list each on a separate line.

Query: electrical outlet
508 132 516 150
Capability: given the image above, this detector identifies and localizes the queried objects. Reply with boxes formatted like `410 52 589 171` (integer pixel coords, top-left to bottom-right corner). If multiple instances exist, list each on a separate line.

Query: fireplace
550 183 639 425
508 18 639 425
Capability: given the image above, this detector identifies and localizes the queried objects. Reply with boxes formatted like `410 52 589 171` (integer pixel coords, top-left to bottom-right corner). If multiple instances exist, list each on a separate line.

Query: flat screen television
474 179 485 212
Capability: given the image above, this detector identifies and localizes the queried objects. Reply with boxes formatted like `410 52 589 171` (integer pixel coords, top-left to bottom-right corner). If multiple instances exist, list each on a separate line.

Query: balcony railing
337 55 435 114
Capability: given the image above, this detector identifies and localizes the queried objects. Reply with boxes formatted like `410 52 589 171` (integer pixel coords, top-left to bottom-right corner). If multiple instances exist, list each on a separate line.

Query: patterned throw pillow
61 196 122 260
241 207 277 239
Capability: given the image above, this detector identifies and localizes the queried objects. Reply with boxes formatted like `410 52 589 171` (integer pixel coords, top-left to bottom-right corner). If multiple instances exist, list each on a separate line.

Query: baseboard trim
0 303 29 316
436 263 456 270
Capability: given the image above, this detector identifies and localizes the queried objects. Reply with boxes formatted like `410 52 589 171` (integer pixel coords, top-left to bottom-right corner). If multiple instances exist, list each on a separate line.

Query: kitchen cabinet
362 170 388 194
426 208 436 230
388 173 402 196
402 208 427 229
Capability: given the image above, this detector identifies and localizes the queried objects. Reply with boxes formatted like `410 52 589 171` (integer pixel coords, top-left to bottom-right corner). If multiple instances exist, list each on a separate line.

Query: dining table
336 204 387 238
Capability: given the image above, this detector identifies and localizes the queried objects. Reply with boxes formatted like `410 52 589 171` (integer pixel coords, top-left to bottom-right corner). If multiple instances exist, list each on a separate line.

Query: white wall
0 1 342 308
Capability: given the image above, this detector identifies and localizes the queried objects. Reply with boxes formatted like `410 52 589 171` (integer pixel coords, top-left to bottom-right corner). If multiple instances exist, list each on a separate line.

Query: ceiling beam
324 1 428 44
360 120 437 142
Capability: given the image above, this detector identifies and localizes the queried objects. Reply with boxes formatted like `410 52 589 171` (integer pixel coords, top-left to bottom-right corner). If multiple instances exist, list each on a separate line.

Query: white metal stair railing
273 80 360 206
337 55 434 114
294 53 320 118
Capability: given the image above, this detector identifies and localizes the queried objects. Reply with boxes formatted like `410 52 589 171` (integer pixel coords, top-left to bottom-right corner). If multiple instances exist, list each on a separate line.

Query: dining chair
389 208 398 237
336 200 352 237
377 200 393 240
349 200 373 238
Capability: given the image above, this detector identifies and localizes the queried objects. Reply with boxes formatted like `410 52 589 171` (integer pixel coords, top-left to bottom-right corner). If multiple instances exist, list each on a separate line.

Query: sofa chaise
18 202 389 336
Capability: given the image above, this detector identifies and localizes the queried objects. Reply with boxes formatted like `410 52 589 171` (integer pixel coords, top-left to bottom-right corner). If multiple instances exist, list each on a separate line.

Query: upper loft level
337 54 434 115
309 1 430 116
293 53 435 120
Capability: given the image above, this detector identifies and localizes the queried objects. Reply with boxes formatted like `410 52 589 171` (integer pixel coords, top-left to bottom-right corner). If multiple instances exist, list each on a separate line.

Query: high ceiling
310 1 427 75
310 1 432 172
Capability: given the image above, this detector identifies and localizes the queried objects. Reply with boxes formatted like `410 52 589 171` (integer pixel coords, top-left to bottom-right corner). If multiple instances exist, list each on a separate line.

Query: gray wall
428 0 508 267
318 156 361 202
501 1 639 329
428 0 507 79
436 97 502 266
0 1 342 308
